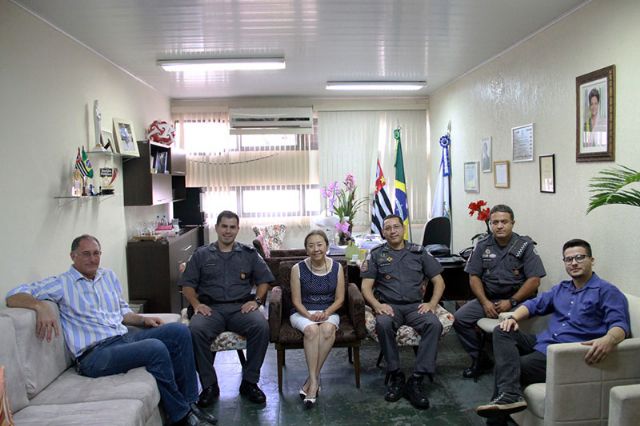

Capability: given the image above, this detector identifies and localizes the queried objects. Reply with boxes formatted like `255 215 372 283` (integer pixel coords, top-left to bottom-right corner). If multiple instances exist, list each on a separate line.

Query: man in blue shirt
475 239 630 424
6 234 216 426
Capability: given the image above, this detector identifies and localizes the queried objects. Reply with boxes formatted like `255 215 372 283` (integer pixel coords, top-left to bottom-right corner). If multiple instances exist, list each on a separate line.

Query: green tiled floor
198 327 496 425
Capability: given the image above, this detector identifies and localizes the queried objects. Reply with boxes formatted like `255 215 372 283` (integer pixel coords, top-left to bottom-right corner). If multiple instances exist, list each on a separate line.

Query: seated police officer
453 204 546 379
361 215 446 410
180 211 274 406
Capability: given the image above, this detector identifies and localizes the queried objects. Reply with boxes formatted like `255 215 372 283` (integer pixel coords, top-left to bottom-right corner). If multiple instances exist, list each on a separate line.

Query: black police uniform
453 233 546 359
361 241 444 375
179 241 274 389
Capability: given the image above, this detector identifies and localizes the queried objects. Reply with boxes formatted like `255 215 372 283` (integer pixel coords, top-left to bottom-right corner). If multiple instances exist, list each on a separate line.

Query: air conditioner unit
229 107 313 134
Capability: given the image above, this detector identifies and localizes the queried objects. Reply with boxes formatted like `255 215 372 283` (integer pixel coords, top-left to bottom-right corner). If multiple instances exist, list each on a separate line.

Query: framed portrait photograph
113 118 139 157
576 65 615 162
481 137 492 172
494 160 510 188
512 123 534 162
464 161 480 192
539 154 555 193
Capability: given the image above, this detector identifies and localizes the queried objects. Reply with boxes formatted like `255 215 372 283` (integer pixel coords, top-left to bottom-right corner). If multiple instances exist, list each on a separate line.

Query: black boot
197 384 220 408
405 375 430 410
463 354 494 380
384 371 405 402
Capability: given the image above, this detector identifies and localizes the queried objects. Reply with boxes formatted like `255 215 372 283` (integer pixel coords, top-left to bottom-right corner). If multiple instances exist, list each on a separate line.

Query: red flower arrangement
468 200 491 236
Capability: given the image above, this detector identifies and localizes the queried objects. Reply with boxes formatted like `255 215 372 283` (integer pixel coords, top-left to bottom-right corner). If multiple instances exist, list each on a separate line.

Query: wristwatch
510 298 518 308
254 296 264 306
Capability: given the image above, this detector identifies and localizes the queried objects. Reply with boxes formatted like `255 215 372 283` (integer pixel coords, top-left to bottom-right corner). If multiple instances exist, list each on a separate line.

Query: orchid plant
321 173 368 238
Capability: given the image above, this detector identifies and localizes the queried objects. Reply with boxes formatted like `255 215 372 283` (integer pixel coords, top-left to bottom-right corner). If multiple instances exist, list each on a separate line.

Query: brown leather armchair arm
268 286 283 342
346 282 367 339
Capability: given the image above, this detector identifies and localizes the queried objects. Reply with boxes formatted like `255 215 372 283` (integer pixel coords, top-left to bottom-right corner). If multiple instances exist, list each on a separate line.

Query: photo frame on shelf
154 151 168 174
494 160 510 188
539 154 555 193
512 123 534 162
576 65 615 162
100 130 115 153
113 118 139 157
464 161 480 192
481 137 492 172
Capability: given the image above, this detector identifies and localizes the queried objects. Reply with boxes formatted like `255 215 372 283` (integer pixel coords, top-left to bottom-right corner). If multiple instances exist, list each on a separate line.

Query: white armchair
512 293 640 426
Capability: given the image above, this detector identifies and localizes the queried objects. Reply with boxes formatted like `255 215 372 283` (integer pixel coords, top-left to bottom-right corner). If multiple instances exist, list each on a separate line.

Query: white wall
428 0 640 295
0 0 171 304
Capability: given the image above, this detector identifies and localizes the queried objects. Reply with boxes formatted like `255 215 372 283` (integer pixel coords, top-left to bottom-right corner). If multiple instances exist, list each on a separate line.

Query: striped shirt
7 266 132 357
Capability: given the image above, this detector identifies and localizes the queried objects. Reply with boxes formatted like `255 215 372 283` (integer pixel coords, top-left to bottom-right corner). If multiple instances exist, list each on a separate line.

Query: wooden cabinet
126 227 199 313
123 141 186 206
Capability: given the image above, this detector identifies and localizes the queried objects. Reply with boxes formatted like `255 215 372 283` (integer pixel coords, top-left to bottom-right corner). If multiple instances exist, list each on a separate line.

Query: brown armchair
268 259 367 392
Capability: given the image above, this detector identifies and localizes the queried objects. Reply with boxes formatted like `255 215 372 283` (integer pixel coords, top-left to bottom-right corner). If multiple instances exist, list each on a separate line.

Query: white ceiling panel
12 0 588 99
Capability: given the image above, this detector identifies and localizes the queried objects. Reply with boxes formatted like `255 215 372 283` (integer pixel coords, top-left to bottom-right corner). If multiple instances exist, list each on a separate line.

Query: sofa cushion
2 305 71 398
0 315 29 412
29 367 160 422
523 382 546 418
12 399 147 426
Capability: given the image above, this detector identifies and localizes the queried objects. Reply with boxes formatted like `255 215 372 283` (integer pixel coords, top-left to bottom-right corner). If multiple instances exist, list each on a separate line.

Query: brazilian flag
393 129 409 240
75 147 94 178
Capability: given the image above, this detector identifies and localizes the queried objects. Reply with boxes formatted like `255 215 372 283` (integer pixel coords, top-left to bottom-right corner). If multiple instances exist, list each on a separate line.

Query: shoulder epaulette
407 242 424 253
509 235 534 259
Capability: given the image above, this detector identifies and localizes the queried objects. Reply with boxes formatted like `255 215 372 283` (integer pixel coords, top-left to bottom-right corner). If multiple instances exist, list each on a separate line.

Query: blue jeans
77 322 198 423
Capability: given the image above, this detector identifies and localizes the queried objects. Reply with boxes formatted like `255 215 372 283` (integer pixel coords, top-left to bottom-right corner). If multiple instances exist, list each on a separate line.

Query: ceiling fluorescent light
326 81 426 91
158 57 286 72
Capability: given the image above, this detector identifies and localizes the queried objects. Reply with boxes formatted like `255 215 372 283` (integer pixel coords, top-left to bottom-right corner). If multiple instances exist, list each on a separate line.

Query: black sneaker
239 380 266 404
384 371 405 402
476 392 527 417
197 384 220 408
405 375 430 409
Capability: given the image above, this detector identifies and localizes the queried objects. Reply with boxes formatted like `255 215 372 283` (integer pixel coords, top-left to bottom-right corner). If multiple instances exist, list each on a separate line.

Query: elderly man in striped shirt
6 234 216 426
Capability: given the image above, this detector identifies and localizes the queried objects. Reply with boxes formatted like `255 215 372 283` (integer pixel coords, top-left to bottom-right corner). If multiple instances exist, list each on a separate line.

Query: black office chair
421 217 451 248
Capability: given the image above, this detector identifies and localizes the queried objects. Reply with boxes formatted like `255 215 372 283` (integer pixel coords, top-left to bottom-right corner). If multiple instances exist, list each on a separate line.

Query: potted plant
587 165 640 213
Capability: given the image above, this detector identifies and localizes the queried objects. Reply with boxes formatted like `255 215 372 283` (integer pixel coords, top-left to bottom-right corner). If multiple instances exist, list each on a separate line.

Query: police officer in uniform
361 215 446 410
180 211 274 407
454 204 546 379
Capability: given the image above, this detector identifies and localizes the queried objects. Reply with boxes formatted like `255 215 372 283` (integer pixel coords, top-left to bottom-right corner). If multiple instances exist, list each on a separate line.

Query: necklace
309 258 328 273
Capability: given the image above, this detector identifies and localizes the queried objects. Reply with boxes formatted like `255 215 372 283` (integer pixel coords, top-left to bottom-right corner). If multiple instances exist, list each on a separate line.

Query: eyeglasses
77 250 102 259
562 254 589 264
383 224 403 232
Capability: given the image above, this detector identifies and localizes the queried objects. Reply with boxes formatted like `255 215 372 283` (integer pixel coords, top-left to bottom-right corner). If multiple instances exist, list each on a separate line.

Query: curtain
173 111 317 231
317 110 427 231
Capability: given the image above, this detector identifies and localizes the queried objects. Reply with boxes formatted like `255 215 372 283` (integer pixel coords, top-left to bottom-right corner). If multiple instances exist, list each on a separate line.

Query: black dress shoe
190 404 218 424
197 384 220 408
384 371 405 402
239 380 266 404
463 355 494 380
405 375 430 410
174 409 216 426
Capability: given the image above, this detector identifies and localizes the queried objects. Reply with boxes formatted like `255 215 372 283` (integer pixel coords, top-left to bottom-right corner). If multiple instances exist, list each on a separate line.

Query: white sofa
0 301 179 426
508 293 640 426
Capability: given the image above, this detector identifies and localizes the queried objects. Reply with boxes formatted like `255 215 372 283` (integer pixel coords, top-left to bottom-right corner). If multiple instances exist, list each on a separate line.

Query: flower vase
337 219 353 245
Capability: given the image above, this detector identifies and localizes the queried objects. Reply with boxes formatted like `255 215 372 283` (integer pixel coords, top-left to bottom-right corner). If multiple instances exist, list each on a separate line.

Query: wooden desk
344 258 471 301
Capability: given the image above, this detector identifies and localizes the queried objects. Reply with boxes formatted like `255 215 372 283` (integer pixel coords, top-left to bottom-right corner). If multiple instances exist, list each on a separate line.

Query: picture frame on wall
113 118 139 157
464 161 480 192
481 137 492 172
576 65 615 162
512 123 534 162
539 154 555 193
494 160 510 188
